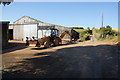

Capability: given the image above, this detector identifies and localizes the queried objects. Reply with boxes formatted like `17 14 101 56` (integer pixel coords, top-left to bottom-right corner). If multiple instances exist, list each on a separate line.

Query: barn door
23 24 37 41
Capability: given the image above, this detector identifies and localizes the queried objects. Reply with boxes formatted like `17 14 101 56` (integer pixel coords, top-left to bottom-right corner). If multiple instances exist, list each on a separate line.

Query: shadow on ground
2 42 27 54
2 44 120 79
31 42 77 50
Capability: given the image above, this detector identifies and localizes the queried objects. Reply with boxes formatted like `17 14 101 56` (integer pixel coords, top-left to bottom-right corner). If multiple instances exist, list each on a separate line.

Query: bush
93 26 119 41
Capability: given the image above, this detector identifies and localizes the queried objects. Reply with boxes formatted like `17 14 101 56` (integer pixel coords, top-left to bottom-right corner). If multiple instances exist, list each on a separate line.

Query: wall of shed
14 16 37 24
13 25 23 41
0 22 9 49
23 24 37 41
14 16 53 27
13 24 37 41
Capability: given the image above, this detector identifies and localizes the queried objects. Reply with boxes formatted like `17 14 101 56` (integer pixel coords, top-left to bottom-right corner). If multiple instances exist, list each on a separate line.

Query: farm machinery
25 29 79 48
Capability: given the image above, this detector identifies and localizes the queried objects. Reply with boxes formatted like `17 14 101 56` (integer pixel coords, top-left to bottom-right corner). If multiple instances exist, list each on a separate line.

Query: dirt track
2 40 119 78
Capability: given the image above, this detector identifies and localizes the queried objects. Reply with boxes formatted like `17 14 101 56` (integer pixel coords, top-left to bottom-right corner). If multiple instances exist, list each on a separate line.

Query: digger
26 29 79 48
36 30 73 48
36 29 61 47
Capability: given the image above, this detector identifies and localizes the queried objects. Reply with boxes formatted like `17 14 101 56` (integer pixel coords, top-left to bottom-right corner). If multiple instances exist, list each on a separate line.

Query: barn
13 16 71 41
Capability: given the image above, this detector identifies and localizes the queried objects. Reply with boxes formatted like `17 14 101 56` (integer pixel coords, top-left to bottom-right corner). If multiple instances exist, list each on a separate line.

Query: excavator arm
59 31 72 39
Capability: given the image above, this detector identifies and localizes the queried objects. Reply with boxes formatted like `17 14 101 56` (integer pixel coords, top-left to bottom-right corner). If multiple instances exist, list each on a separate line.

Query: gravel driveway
2 40 119 79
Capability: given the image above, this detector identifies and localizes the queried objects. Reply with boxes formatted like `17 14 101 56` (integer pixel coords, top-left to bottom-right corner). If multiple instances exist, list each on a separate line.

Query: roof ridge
14 16 53 25
13 16 69 28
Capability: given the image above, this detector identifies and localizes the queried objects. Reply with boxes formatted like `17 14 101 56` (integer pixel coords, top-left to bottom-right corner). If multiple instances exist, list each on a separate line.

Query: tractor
26 28 79 48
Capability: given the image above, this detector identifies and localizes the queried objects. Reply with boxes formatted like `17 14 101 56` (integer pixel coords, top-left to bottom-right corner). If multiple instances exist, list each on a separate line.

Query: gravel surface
1 40 119 79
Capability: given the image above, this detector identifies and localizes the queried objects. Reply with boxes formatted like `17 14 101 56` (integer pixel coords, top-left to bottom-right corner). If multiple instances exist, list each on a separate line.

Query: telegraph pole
101 13 104 27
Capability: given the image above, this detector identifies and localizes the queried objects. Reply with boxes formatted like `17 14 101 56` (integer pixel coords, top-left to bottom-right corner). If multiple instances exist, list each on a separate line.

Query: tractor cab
50 28 59 43
50 28 59 37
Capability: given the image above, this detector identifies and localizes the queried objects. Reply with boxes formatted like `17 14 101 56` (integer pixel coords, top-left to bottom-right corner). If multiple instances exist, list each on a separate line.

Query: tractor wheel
36 41 41 47
44 41 50 48
54 38 62 46
25 40 29 46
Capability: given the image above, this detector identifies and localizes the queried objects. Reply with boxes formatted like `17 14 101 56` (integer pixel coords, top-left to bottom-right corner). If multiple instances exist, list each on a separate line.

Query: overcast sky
1 2 118 28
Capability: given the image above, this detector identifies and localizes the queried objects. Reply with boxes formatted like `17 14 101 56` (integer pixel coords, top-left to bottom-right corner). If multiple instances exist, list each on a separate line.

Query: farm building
13 16 71 41
0 21 10 49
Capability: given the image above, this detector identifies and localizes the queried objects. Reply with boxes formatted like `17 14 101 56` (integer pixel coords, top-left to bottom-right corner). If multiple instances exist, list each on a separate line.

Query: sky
1 2 118 28
11 0 120 2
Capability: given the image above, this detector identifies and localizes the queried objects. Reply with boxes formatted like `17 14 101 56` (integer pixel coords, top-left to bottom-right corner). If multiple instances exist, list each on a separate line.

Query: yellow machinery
25 29 72 48
37 30 72 47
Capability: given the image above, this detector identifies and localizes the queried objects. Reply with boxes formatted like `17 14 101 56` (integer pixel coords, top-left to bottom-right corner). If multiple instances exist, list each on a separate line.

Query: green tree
87 27 90 30
106 25 112 29
99 25 114 38
92 27 95 30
